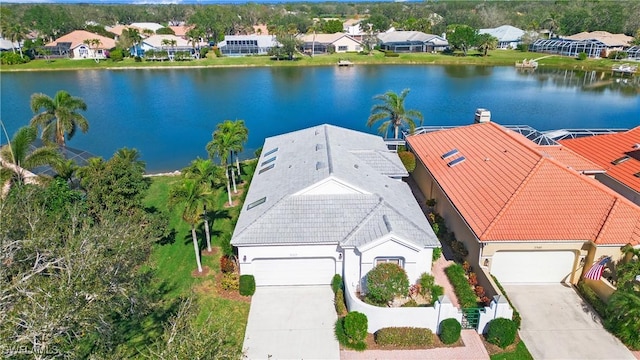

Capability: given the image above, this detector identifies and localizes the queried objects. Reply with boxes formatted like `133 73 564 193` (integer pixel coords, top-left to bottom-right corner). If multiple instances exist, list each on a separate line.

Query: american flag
584 257 611 280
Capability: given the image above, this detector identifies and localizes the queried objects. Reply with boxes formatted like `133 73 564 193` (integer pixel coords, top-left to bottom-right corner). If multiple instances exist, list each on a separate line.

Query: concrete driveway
242 285 339 360
503 284 634 360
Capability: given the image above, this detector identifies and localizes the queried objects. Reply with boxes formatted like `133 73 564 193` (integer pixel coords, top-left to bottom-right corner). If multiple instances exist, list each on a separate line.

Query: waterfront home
559 127 640 206
530 30 633 58
231 124 439 288
217 35 279 56
0 37 20 52
407 120 640 286
478 25 525 49
377 31 448 53
298 33 363 54
44 30 115 59
134 35 195 59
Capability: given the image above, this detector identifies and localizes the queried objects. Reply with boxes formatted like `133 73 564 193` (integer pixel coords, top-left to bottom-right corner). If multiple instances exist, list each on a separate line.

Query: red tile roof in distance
559 127 640 193
407 122 640 246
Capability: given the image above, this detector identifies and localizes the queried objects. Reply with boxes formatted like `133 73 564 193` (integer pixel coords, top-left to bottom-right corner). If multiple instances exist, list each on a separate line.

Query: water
1 65 638 173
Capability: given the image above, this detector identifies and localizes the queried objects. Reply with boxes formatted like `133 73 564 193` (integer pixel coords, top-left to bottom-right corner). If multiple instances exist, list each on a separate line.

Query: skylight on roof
258 163 275 174
441 148 459 159
611 156 630 165
634 172 640 178
247 197 266 210
263 147 278 157
447 156 466 167
261 157 276 166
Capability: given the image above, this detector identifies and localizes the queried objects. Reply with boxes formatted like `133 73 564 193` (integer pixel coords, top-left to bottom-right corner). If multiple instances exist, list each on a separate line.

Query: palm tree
0 126 62 188
226 120 248 176
123 28 142 57
83 38 103 63
114 148 145 173
4 22 27 57
367 89 423 139
206 126 235 206
476 33 498 56
169 178 212 273
186 28 204 59
29 90 89 147
182 158 223 252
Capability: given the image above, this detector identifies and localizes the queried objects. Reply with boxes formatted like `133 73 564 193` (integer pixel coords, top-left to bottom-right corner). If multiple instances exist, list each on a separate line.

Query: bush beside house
374 327 434 347
335 312 368 351
486 318 518 348
366 263 410 305
444 264 478 308
239 275 255 296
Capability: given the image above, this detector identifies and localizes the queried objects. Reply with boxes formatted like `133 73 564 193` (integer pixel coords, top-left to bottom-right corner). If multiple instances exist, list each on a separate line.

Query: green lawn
1 49 624 72
115 168 253 358
490 341 534 360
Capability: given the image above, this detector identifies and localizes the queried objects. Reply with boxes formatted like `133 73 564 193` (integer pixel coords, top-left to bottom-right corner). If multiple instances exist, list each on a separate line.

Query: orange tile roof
534 145 603 173
559 127 640 193
407 122 640 246
46 30 116 50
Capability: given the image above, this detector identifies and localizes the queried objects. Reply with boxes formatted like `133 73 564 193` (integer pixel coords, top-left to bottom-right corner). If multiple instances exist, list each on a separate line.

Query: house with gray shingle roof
377 31 449 53
232 124 439 288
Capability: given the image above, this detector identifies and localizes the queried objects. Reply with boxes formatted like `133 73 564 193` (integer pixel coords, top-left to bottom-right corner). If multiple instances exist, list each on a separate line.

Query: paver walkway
431 256 460 307
341 329 489 360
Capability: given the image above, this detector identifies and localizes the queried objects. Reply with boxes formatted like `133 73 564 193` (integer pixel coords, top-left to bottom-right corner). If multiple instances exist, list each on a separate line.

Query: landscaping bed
363 332 464 350
483 334 533 360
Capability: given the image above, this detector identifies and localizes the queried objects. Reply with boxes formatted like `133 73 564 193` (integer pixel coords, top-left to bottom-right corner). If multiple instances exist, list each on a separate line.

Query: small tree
446 24 477 56
344 311 368 344
439 318 461 344
366 263 410 305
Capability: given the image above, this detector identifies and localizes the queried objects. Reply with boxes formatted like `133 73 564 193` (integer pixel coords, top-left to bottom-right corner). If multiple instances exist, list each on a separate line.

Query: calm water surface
1 65 638 172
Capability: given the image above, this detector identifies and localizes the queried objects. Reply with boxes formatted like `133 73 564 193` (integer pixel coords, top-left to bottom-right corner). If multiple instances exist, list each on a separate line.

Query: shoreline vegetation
0 50 629 72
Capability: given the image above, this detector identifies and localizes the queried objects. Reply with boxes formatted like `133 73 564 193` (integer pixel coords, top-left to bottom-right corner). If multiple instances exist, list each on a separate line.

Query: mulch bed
214 272 252 304
202 248 218 257
191 266 212 278
481 333 523 355
223 199 240 208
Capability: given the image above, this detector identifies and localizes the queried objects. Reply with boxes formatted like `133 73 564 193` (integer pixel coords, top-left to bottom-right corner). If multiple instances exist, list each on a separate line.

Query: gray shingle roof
232 124 439 249
377 31 448 46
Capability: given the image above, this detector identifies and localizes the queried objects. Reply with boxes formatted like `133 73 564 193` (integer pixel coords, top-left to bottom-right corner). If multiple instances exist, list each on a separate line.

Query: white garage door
491 251 575 283
253 258 336 286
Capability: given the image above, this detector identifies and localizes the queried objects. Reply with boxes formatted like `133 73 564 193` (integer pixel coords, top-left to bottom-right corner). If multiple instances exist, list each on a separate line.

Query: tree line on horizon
1 0 638 50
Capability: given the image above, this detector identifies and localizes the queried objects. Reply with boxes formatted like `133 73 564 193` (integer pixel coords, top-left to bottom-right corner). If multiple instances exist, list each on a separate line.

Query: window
375 258 403 267
338 46 348 51
611 156 630 165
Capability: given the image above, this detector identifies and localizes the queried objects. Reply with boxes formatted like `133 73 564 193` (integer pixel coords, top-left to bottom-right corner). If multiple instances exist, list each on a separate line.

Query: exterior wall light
243 255 247 262
338 253 342 260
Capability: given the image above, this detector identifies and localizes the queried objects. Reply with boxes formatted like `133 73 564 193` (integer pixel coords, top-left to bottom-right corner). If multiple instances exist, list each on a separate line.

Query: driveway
242 285 339 360
503 284 634 360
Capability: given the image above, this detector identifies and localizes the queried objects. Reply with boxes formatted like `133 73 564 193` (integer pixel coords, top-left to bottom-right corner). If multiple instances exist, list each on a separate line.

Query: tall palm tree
186 28 204 59
206 128 234 206
114 148 145 173
83 38 103 63
367 89 423 139
0 126 62 188
226 120 248 176
182 158 223 252
169 178 212 273
29 90 89 147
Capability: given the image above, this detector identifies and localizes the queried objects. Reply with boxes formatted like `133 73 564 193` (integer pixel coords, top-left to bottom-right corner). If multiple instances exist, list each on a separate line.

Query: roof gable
46 30 116 49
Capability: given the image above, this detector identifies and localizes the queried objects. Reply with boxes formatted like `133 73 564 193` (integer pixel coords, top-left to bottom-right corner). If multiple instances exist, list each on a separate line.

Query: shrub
577 52 587 60
398 151 416 172
577 281 607 316
1 52 30 65
431 285 444 304
419 273 435 295
332 274 343 294
468 272 478 286
445 264 478 308
432 248 442 262
335 317 366 351
335 289 348 316
401 299 418 307
486 318 517 348
110 48 124 62
134 56 142 62
199 47 210 58
451 239 469 262
490 275 522 328
426 198 437 207
220 256 235 273
384 51 400 57
344 311 368 343
220 273 239 291
239 275 255 296
375 327 434 347
366 263 410 305
213 46 222 57
439 318 461 344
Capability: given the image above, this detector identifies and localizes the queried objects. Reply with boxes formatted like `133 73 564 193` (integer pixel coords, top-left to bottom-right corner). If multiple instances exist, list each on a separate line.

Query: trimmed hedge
332 274 343 294
490 275 522 328
335 289 348 317
239 275 255 296
444 264 478 308
486 318 517 348
375 327 434 347
439 318 462 344
335 312 368 351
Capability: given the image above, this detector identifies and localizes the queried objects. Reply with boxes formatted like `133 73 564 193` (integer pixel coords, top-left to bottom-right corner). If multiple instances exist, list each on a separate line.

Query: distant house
44 30 116 59
217 35 279 56
407 120 640 285
478 25 524 49
253 24 269 35
377 31 448 53
298 33 363 54
559 127 640 206
129 22 164 34
530 31 633 58
343 18 365 41
232 124 439 288
136 35 195 59
0 37 20 52
168 26 192 38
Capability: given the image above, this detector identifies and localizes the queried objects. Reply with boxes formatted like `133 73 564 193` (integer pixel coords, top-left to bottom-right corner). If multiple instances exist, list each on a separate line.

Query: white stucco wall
359 238 432 285
237 244 342 276
333 36 362 52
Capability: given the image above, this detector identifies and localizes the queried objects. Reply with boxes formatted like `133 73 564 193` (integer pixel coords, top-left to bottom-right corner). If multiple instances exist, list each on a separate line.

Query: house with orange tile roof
407 121 640 286
45 30 116 60
559 127 640 206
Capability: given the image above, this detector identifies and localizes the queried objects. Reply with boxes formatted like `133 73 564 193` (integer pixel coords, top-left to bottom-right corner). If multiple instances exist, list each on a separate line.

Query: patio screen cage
627 46 640 60
529 38 606 58
220 40 272 55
